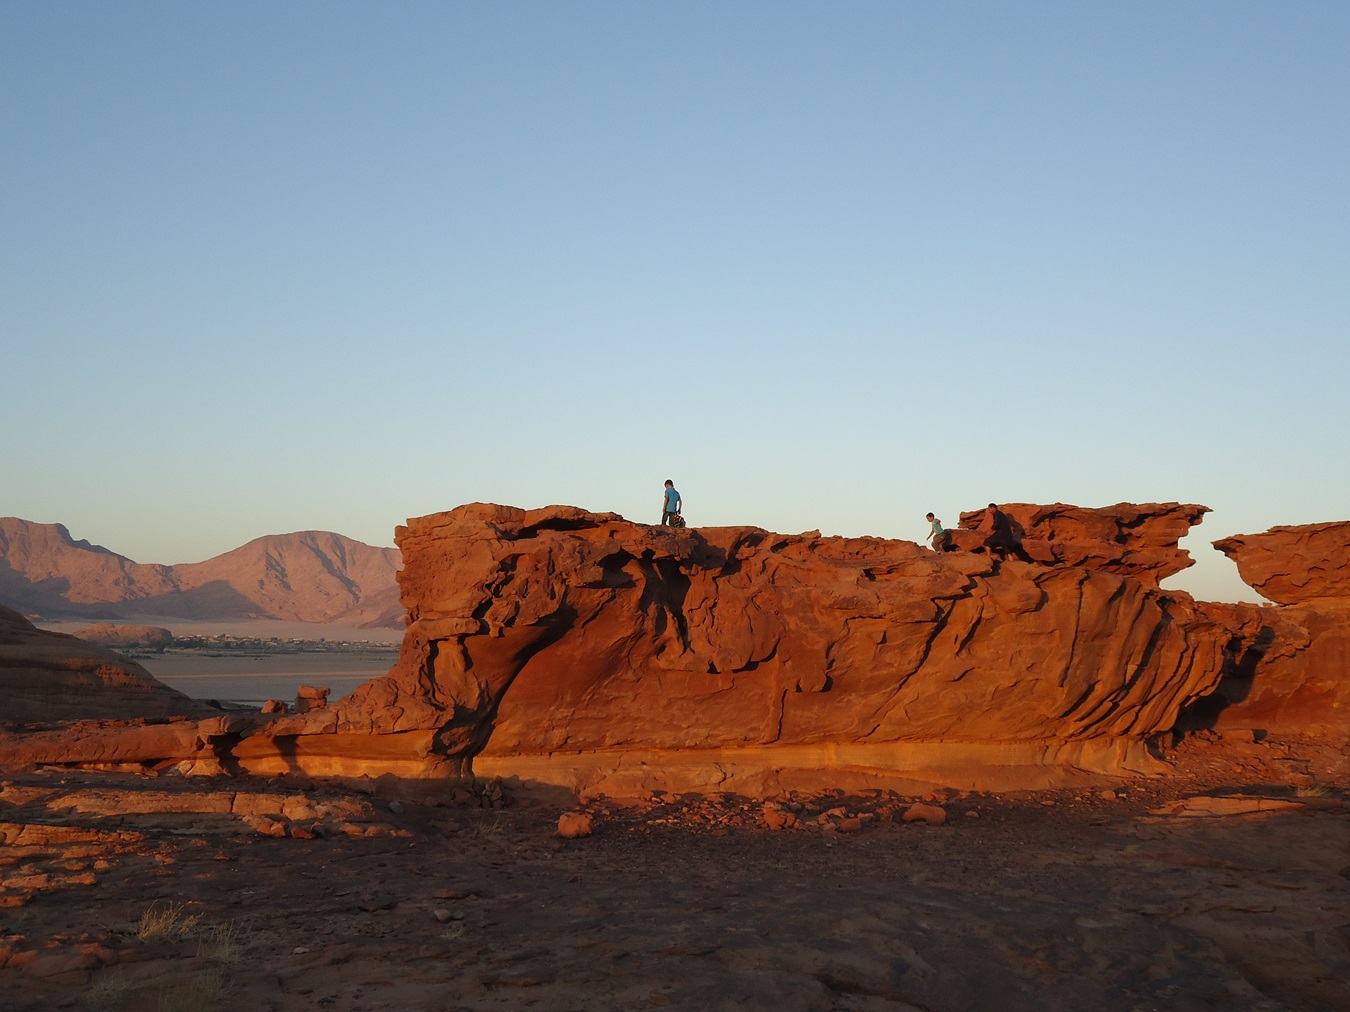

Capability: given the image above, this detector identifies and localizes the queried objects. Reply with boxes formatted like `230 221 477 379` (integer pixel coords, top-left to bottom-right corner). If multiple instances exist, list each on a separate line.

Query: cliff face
317 503 1264 791
1201 523 1350 737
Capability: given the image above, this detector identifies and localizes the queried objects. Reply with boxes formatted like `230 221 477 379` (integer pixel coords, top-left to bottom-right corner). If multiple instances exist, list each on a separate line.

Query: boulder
902 803 947 826
295 685 331 713
557 812 593 838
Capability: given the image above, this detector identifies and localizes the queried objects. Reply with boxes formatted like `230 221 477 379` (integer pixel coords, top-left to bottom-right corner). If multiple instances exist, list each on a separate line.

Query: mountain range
0 518 402 628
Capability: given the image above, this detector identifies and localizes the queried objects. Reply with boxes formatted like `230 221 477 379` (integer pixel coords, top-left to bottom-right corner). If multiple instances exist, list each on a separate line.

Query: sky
3 2 1347 604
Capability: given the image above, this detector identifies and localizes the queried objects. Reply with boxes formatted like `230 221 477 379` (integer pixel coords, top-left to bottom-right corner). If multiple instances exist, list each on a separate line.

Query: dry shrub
473 814 504 835
441 922 467 942
82 970 134 1010
154 967 231 1012
197 921 244 965
136 902 201 943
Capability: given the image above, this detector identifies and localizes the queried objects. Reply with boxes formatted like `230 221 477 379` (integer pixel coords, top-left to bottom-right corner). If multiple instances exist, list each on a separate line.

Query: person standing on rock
925 513 953 552
982 503 1034 563
661 480 683 527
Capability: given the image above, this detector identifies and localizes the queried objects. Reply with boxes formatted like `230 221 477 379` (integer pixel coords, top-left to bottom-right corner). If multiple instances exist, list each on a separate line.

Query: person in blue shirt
661 480 682 526
925 512 953 552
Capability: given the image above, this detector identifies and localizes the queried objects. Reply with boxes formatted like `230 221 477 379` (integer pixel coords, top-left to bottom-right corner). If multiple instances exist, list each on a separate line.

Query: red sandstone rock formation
1213 522 1350 605
1199 523 1350 738
954 502 1208 587
2 504 1342 795
0 518 401 627
303 503 1263 792
0 606 209 724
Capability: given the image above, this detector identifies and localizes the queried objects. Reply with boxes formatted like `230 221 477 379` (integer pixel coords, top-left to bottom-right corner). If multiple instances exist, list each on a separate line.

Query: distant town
118 633 401 660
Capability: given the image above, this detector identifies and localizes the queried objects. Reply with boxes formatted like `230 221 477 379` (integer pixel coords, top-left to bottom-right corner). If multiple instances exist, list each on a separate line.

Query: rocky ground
1 732 1347 1012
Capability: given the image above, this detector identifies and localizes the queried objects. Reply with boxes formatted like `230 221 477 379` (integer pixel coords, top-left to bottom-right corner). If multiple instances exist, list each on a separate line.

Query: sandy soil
1 732 1347 1012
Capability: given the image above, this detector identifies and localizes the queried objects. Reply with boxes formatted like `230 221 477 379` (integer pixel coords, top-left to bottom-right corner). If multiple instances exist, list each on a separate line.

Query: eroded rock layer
1202 522 1350 737
954 502 1209 587
2 504 1343 795
1214 522 1350 605
312 503 1263 792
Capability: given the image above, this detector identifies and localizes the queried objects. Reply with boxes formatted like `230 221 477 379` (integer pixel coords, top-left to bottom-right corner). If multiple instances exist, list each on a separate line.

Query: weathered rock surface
955 502 1209 587
0 606 210 724
0 518 401 627
0 717 213 768
2 503 1344 795
312 503 1265 793
1199 523 1350 737
1213 521 1350 604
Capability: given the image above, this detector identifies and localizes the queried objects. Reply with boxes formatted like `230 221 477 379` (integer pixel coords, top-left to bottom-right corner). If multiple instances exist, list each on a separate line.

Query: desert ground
2 731 1347 1012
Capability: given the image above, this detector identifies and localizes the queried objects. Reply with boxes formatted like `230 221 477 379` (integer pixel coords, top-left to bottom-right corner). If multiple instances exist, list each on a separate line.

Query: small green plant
136 902 200 943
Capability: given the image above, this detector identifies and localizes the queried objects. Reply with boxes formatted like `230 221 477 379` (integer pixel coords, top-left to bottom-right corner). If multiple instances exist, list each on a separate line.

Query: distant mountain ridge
0 518 402 628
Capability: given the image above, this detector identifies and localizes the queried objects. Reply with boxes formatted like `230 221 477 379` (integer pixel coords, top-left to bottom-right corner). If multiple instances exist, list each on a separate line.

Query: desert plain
1 730 1347 1012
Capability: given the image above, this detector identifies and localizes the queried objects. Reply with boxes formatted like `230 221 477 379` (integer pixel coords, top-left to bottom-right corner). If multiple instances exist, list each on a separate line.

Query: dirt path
2 733 1347 1011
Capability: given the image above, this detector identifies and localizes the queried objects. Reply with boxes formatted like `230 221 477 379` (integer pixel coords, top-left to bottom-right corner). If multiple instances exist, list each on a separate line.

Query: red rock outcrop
274 503 1261 793
0 606 209 723
0 518 401 627
1198 523 1350 737
954 502 1208 587
1213 522 1350 605
3 503 1341 795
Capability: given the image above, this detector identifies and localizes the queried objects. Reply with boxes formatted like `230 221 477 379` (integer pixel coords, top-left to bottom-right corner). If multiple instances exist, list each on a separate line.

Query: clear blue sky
3 2 1347 603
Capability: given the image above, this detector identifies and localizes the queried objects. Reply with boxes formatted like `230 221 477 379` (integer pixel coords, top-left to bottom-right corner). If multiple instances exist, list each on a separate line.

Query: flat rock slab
1149 794 1306 818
